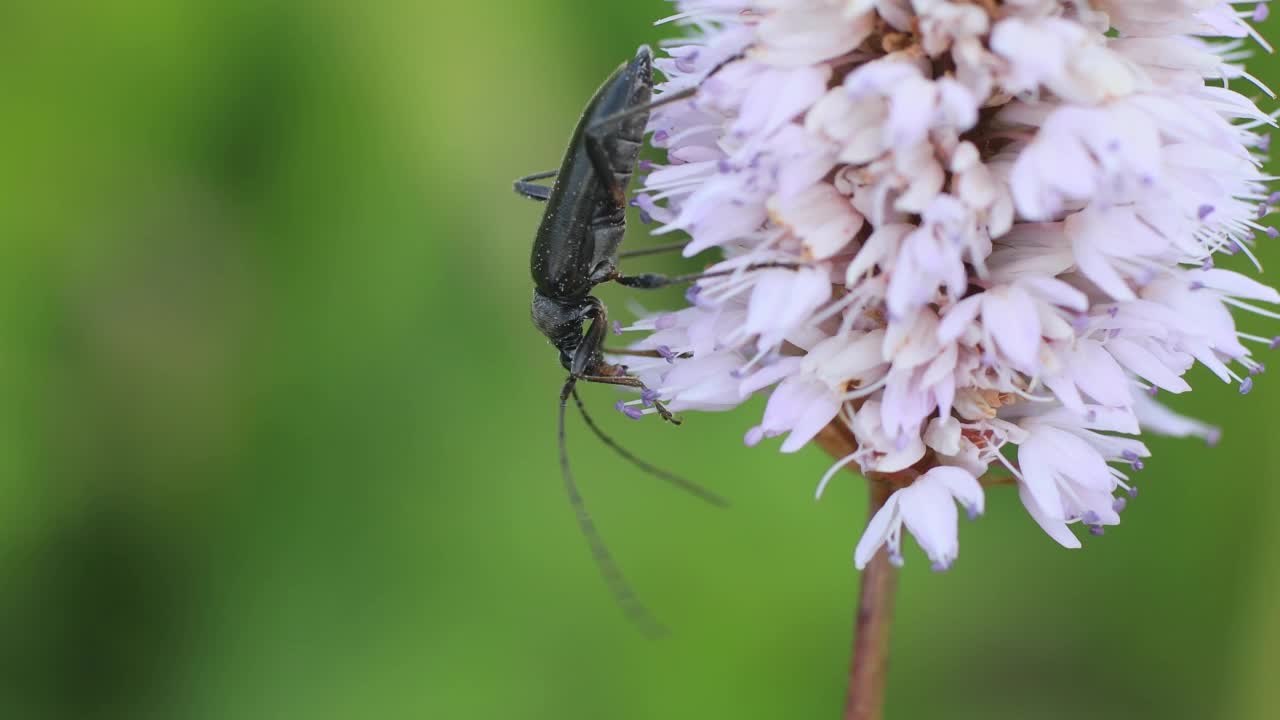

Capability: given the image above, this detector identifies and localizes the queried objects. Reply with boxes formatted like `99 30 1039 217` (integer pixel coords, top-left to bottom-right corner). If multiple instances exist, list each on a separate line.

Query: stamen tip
615 400 644 420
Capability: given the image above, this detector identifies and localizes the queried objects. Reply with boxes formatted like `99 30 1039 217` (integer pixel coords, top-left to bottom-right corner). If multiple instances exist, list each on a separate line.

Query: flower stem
844 480 898 720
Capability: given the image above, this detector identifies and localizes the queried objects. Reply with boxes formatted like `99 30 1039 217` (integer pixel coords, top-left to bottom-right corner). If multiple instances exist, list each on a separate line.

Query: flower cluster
620 0 1280 569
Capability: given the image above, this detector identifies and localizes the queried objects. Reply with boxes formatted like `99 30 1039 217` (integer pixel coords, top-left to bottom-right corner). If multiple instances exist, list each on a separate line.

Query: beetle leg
567 299 611 378
601 347 690 359
577 373 681 425
513 169 558 202
617 241 689 259
611 261 809 290
567 305 681 425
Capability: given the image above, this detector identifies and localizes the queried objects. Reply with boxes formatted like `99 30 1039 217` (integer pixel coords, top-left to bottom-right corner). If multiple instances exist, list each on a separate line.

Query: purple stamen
965 504 981 521
1261 134 1273 151
1259 204 1270 219
638 209 653 224
1089 525 1106 536
1146 385 1159 398
1108 306 1119 317
1268 227 1279 239
1202 257 1215 270
1239 376 1254 395
611 320 623 336
1197 204 1214 220
1255 3 1269 22
615 400 644 421
1270 336 1280 350
1206 428 1222 447
684 284 702 305
717 158 732 174
1251 362 1266 376
1082 511 1100 525
1270 191 1280 205
1132 460 1144 471
638 159 653 172
1128 486 1140 499
656 345 677 363
1113 496 1128 513
640 388 660 406
652 129 669 144
1122 450 1139 462
1189 281 1205 291
930 559 952 572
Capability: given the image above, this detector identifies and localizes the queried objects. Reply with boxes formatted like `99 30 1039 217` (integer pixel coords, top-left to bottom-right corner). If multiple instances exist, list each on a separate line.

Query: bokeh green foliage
0 2 1277 718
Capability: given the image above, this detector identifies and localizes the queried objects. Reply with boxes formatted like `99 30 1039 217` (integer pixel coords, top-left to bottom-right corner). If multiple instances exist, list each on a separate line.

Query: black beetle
514 46 719 635
515 45 798 633
520 46 671 404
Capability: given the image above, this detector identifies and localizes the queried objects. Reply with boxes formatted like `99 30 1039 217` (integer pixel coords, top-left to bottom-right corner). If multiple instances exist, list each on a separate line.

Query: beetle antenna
571 387 728 507
558 377 667 638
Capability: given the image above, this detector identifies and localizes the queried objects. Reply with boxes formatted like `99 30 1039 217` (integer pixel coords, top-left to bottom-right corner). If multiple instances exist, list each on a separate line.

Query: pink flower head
625 0 1278 568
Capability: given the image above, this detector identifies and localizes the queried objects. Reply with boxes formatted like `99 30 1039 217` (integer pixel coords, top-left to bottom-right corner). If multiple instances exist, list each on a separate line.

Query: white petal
1106 338 1191 393
780 392 842 453
854 494 902 570
1019 484 1082 549
925 465 985 516
899 480 960 566
1073 340 1132 406
1066 209 1137 302
1017 433 1066 520
1189 269 1280 304
924 415 962 456
938 296 983 343
983 285 1042 368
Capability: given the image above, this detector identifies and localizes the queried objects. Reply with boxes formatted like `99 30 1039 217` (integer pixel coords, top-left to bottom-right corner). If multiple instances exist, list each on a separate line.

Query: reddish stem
843 481 898 720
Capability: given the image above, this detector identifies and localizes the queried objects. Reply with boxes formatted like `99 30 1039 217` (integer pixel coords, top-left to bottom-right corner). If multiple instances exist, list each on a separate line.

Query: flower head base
625 0 1278 568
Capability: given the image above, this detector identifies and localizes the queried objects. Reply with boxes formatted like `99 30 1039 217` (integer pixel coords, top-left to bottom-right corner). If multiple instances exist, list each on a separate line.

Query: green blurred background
0 2 1277 718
